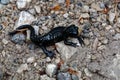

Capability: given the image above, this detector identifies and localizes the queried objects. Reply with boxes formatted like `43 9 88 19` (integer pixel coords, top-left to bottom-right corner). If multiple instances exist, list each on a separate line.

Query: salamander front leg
77 37 85 47
64 39 78 47
40 46 55 58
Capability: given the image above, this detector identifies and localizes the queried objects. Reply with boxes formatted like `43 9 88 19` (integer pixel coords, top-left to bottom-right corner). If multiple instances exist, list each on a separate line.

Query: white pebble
109 12 115 23
17 64 28 73
46 64 57 77
27 57 35 63
15 11 35 29
63 13 69 18
2 39 8 44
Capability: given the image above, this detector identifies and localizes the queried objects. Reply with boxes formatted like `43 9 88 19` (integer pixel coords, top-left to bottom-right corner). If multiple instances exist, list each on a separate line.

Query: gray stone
40 75 56 80
71 74 79 80
109 12 115 23
57 72 72 80
28 43 35 50
0 0 10 5
0 24 3 30
11 33 26 44
113 33 120 40
58 0 65 3
0 70 3 80
100 3 105 9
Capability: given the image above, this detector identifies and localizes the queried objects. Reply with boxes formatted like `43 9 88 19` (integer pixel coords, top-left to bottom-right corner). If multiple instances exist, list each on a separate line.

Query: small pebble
27 57 35 63
17 64 28 73
77 2 82 7
58 0 65 3
84 68 92 77
63 13 69 18
0 25 3 30
100 3 105 9
0 70 3 80
28 8 36 15
34 5 41 13
105 25 112 30
80 13 89 18
72 74 79 80
109 12 115 23
102 39 108 44
0 44 3 51
83 5 89 12
46 64 57 77
2 39 8 44
40 75 56 80
46 57 51 62
16 0 31 9
0 0 10 5
98 45 106 50
93 38 99 50
113 33 120 40
57 72 72 80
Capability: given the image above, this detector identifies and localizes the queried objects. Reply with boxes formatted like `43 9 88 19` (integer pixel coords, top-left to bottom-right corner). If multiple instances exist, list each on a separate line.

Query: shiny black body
9 25 84 58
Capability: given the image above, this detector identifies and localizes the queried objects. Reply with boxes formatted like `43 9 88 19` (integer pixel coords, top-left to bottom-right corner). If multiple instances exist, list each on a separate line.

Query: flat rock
56 42 78 61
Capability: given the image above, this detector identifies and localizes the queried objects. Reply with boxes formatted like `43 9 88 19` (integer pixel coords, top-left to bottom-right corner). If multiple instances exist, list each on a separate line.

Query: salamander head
68 24 83 36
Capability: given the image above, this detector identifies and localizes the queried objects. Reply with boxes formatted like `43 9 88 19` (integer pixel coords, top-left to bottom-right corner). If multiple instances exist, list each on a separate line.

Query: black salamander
9 24 85 58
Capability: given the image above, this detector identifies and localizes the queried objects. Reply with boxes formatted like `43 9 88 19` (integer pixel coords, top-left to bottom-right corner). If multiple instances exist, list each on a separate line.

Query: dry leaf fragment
57 59 64 69
67 68 78 75
66 0 70 8
50 4 61 11
115 0 120 3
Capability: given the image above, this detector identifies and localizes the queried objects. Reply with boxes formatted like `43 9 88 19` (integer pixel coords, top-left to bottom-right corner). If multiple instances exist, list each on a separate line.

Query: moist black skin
9 24 85 58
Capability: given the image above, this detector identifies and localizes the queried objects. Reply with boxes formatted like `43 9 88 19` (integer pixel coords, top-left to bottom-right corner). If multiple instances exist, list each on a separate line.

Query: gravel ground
0 0 120 80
